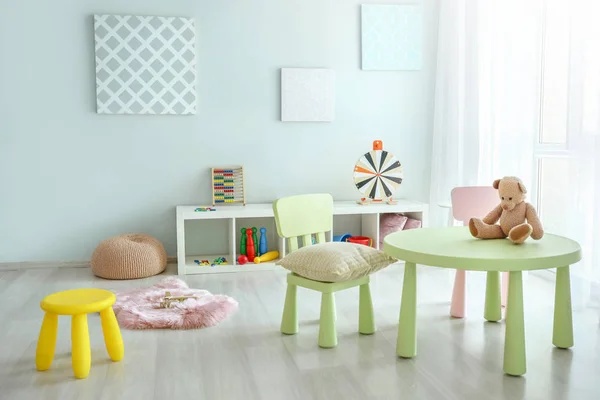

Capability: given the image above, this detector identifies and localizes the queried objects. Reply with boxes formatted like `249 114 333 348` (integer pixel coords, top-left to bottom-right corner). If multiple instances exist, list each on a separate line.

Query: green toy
240 227 247 255
252 227 259 256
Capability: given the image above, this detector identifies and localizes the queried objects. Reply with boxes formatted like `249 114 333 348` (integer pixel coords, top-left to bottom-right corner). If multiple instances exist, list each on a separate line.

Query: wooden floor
0 264 599 400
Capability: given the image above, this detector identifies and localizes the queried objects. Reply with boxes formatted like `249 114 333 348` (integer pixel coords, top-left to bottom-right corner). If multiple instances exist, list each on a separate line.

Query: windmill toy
353 140 404 205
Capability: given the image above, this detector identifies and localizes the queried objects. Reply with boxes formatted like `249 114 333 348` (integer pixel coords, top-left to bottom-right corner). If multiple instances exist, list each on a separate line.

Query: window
533 0 600 281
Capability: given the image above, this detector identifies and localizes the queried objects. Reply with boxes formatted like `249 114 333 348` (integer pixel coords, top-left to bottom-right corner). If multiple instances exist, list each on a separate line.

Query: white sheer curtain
429 0 544 227
560 0 600 288
429 0 600 287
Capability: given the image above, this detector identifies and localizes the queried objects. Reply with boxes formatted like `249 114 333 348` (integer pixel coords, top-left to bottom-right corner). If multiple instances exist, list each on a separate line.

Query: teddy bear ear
518 182 527 193
492 179 501 189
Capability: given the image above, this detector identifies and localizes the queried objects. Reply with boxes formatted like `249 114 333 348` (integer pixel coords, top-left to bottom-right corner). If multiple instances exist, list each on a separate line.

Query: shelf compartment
184 255 280 274
235 216 285 260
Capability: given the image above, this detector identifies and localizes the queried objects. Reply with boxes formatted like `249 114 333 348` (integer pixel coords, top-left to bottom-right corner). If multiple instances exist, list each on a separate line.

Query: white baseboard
0 261 89 271
0 256 179 272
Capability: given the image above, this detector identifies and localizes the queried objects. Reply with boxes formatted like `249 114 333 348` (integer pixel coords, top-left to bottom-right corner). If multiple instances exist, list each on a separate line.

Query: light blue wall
0 0 439 262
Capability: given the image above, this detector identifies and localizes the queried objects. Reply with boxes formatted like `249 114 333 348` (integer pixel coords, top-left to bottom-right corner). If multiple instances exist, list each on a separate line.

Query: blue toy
211 257 228 267
333 233 352 242
259 227 268 255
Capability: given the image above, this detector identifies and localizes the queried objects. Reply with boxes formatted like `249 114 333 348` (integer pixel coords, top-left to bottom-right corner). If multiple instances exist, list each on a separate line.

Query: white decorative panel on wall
94 14 197 115
281 68 335 122
361 4 422 71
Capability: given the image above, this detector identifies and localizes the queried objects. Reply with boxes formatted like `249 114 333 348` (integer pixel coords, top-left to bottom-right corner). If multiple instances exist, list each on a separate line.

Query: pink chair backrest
450 186 499 224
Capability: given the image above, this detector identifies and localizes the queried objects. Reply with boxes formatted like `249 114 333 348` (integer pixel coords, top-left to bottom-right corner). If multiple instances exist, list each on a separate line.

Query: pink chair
449 186 509 318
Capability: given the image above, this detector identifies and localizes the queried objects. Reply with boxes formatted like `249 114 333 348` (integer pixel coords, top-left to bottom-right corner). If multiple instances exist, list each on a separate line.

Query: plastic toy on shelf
252 228 258 256
240 227 247 255
254 251 279 264
347 236 373 247
245 228 256 262
333 233 352 242
211 257 228 266
259 227 268 254
195 207 216 212
238 226 275 265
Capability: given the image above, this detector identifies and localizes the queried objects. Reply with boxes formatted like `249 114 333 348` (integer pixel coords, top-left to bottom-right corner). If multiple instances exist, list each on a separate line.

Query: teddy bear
469 176 544 244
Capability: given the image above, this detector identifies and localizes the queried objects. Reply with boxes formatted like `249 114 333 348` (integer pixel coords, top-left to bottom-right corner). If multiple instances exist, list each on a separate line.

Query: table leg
484 271 502 322
553 266 573 349
397 262 417 358
450 270 466 318
503 271 526 376
501 271 509 308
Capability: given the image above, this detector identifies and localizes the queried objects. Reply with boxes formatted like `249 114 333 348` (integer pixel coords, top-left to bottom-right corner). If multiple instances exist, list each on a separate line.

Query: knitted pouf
91 233 167 280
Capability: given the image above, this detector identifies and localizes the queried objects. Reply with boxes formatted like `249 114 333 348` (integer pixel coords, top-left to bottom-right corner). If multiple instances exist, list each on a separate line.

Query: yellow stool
35 288 124 379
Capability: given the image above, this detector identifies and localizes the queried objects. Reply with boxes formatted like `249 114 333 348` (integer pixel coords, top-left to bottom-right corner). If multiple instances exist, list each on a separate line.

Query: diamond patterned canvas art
94 14 197 115
281 68 335 122
361 4 422 71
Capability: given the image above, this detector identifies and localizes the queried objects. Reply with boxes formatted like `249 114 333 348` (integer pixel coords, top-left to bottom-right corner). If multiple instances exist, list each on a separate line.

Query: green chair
272 193 376 348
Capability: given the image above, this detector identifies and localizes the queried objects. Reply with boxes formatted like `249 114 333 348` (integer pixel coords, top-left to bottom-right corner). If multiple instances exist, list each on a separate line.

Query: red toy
245 228 256 261
237 255 248 265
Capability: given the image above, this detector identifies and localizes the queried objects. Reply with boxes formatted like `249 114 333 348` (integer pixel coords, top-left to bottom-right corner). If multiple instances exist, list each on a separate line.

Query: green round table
383 226 582 376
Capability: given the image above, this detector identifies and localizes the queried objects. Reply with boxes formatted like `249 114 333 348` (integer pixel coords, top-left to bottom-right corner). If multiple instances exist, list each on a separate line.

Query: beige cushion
91 233 167 280
276 242 396 282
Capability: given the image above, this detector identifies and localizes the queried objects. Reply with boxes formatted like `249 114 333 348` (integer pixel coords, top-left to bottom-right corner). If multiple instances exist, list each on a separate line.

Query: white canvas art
361 4 422 71
94 14 197 115
281 68 335 122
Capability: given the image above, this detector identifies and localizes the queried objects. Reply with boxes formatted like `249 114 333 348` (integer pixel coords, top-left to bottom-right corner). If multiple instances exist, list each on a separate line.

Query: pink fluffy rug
113 277 238 330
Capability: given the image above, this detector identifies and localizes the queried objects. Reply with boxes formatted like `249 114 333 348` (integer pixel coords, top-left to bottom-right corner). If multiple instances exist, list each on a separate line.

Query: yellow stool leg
100 307 124 362
71 314 91 379
36 312 58 371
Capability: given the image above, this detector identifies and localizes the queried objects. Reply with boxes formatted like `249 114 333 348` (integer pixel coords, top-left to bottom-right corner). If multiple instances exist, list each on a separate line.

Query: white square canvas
94 14 197 115
361 4 422 71
281 68 335 122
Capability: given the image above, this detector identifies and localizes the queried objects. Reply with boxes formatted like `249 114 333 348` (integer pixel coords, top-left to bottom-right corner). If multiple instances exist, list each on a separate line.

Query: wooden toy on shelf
211 166 246 206
158 291 199 308
353 140 403 205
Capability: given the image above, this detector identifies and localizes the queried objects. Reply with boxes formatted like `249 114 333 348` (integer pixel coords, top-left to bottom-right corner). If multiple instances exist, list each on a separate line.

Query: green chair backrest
272 193 333 252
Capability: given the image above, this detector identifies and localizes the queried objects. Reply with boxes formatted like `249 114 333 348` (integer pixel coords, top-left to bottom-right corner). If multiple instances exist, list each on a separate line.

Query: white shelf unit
175 199 429 275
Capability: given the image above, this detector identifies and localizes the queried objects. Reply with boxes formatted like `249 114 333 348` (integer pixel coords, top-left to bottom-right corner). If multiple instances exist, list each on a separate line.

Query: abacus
211 166 246 206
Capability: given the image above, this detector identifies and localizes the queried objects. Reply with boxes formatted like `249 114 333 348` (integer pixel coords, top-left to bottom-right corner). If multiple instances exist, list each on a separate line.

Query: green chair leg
484 271 502 322
281 284 298 335
504 271 526 376
553 266 574 349
397 262 417 358
318 292 337 348
359 283 376 335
